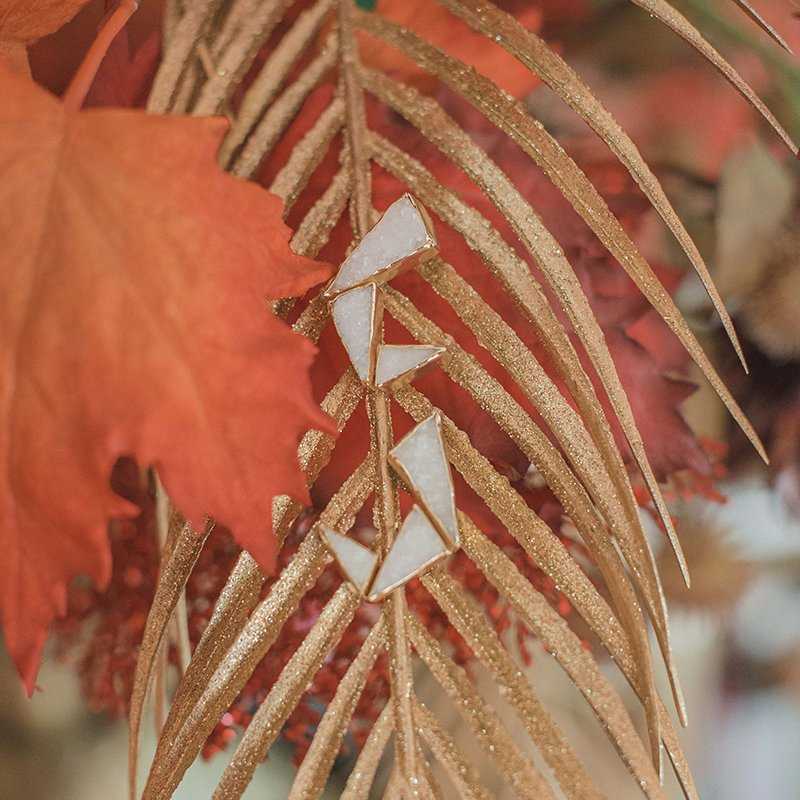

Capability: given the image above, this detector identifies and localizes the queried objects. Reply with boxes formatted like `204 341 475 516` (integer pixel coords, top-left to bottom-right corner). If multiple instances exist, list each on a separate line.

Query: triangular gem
389 413 459 548
368 506 448 600
321 527 378 594
375 345 444 387
325 194 435 296
331 283 380 382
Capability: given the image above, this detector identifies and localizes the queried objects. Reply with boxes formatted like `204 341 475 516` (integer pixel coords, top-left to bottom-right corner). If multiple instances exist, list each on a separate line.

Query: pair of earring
320 194 459 601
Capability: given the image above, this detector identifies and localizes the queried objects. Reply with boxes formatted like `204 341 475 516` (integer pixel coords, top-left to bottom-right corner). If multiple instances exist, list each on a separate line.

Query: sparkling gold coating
269 96 345 212
138 1 772 796
395 388 641 690
730 0 794 53
395 387 699 799
212 585 361 798
147 0 219 113
412 699 493 800
152 549 263 769
233 37 338 178
406 613 552 800
380 280 666 756
210 0 262 58
289 619 387 799
220 0 337 164
357 35 766 600
286 164 351 248
371 138 685 727
128 521 211 800
275 367 365 545
340 704 393 800
360 8 771 469
430 0 747 370
365 78 687 636
458 516 664 798
629 0 796 153
193 0 294 115
341 3 427 791
143 461 372 799
422 566 602 799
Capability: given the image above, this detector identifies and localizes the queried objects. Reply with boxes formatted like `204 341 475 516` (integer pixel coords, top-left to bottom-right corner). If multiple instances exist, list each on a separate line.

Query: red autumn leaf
0 67 332 693
0 0 91 42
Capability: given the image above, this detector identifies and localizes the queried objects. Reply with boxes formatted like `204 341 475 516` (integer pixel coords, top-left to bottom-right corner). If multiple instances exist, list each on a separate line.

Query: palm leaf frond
133 1 796 798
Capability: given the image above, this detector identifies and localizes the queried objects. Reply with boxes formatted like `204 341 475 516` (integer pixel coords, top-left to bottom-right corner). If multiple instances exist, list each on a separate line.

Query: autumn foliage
3 3 769 779
0 3 332 692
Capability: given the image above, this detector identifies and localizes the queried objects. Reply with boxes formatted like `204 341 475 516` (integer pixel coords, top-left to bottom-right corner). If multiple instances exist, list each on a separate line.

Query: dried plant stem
381 279 665 765
220 0 336 164
143 461 371 798
371 136 685 731
163 0 182 43
137 1 780 796
269 98 345 212
194 0 294 115
433 0 764 371
211 585 361 798
413 699 493 800
730 0 793 53
458 518 663 796
128 521 212 800
63 0 138 112
360 44 763 468
399 387 699 799
407 613 552 800
339 0 426 794
629 0 797 154
148 0 221 113
233 39 338 177
356 23 691 594
340 703 394 800
422 567 602 799
289 619 387 799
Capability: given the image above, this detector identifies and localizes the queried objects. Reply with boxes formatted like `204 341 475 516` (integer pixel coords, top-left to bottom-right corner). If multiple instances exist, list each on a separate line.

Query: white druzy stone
391 414 459 547
332 283 377 381
375 345 442 386
322 528 377 593
328 195 430 294
370 506 447 598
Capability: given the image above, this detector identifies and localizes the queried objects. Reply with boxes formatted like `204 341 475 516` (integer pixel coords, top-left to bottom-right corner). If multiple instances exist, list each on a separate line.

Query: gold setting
375 344 445 387
330 282 382 383
367 506 450 602
319 526 379 595
322 193 437 299
321 195 460 600
387 411 459 550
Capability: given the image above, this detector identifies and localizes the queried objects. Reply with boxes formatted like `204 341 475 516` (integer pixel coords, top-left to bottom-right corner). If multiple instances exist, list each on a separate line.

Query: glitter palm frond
130 2 796 798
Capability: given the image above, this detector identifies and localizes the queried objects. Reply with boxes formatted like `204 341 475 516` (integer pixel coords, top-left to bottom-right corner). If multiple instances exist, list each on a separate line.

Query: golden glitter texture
133 0 794 797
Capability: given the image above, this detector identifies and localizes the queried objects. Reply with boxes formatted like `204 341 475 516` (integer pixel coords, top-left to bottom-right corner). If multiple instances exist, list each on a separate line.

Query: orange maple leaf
0 66 332 693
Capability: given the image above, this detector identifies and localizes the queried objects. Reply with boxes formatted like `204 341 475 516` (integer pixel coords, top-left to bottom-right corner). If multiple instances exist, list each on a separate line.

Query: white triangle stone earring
320 195 460 600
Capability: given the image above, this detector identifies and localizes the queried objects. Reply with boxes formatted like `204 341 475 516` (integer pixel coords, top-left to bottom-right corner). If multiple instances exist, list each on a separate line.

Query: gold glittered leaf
132 2 796 798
